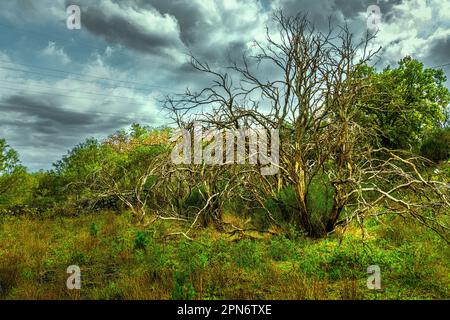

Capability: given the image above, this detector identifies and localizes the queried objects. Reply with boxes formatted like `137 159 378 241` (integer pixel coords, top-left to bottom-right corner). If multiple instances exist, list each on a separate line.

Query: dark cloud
81 6 182 55
0 94 145 169
1 94 143 130
377 0 404 23
112 0 263 64
128 0 205 46
275 0 344 31
274 0 404 33
427 36 450 66
2 95 96 125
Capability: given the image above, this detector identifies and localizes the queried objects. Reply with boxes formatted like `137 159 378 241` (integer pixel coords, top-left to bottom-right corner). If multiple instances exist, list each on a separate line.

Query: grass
0 211 448 300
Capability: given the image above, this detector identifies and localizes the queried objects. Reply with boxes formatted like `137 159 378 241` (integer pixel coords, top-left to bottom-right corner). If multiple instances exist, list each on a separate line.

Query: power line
0 59 174 91
0 65 173 94
0 84 150 107
0 21 186 93
0 97 158 122
0 79 145 102
0 79 147 102
0 21 134 61
0 22 182 95
431 62 450 69
0 23 170 128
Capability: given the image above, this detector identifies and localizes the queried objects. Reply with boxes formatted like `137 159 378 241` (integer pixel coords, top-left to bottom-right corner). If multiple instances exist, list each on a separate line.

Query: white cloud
40 41 71 64
363 0 450 66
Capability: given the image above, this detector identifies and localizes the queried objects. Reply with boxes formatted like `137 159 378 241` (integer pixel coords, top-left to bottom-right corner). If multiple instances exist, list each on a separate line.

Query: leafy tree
53 138 115 198
30 171 66 207
0 138 20 174
0 139 28 204
54 127 171 221
90 136 170 221
360 56 450 150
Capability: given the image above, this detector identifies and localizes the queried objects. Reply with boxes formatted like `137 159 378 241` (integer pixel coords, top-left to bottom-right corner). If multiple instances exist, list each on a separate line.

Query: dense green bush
134 231 151 250
232 239 264 269
420 128 450 162
89 222 99 237
255 185 298 230
306 173 335 231
268 236 297 261
172 271 196 300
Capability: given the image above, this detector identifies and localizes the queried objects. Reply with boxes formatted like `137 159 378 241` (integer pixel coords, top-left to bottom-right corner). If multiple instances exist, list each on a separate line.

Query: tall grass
0 211 448 299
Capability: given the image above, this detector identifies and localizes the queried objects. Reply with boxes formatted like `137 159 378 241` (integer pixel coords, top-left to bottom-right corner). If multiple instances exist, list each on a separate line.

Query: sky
0 0 449 171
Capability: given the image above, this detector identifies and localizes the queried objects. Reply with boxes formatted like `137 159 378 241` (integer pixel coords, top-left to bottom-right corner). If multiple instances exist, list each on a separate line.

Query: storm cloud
81 5 184 56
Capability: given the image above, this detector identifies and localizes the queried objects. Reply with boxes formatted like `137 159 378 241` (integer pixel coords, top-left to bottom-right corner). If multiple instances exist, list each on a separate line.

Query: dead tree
164 11 450 239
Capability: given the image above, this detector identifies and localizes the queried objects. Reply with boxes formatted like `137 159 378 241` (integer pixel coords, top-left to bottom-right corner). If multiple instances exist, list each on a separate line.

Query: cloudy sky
0 0 449 171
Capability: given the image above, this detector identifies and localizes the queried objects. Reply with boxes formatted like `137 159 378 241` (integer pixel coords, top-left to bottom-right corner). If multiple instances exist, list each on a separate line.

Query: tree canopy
359 56 450 150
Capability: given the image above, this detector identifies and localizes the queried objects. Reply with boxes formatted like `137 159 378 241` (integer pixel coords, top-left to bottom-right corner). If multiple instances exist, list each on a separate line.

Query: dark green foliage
176 187 207 216
268 235 297 261
89 222 99 237
54 138 106 184
420 128 450 162
258 186 298 228
232 239 264 269
31 171 65 206
176 240 209 273
306 173 335 230
183 187 205 208
134 231 150 250
0 139 30 206
255 177 335 234
359 57 450 149
172 271 196 300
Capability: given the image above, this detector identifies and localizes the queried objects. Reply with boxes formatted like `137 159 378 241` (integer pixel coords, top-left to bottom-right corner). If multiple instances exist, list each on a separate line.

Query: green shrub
176 240 209 273
89 222 99 237
169 187 208 219
268 236 297 261
208 239 232 267
183 187 206 209
327 249 365 280
253 186 299 230
420 128 450 162
306 173 335 231
232 239 264 269
171 271 196 300
105 281 124 300
145 242 170 272
108 235 132 258
256 177 335 235
134 231 150 250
